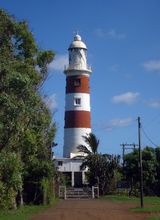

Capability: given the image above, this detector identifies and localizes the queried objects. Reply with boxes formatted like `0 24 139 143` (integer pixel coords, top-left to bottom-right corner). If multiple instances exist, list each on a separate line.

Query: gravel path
30 199 150 220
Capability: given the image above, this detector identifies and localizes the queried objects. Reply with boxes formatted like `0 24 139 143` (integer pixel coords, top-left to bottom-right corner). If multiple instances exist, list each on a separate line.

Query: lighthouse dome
69 34 87 50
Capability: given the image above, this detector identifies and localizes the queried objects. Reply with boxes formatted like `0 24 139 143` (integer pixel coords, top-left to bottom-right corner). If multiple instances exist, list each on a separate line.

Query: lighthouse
55 34 92 187
63 34 92 158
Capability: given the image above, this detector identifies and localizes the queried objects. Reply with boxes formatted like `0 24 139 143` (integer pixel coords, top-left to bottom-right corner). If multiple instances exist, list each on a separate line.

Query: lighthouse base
55 157 87 187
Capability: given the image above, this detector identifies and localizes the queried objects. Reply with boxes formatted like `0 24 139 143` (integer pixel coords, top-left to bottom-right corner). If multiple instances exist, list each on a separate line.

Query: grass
102 195 160 204
102 195 160 220
132 206 160 220
101 195 139 202
132 206 160 213
148 216 160 220
0 199 58 220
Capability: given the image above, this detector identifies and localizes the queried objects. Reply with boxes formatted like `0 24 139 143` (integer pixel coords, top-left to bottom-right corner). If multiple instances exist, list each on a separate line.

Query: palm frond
77 144 92 155
82 133 99 154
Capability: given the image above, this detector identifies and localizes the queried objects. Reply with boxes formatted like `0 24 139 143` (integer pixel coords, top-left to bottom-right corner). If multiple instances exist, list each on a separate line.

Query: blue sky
1 0 160 157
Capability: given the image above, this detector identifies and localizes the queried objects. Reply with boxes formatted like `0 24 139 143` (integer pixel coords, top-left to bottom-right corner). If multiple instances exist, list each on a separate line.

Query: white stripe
65 93 91 111
63 128 91 158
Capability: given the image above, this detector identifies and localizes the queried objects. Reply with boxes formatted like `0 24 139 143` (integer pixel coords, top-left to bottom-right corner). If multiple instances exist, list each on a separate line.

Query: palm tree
78 133 120 195
77 133 100 188
77 133 99 155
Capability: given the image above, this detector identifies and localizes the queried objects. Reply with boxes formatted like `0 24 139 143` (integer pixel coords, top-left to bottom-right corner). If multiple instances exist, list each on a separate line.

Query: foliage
0 9 56 208
78 133 120 195
123 146 160 196
40 178 56 205
0 151 23 209
78 133 99 155
154 147 160 195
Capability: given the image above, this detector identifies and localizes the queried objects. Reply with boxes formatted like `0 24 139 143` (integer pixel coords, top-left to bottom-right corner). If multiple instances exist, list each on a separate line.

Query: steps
66 187 92 200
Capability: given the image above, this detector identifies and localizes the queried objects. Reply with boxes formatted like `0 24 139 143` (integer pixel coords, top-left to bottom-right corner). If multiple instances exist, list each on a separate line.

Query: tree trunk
19 190 24 207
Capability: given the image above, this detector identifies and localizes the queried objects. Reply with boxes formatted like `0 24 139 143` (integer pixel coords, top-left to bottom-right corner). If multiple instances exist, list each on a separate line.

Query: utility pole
138 116 144 208
120 143 138 169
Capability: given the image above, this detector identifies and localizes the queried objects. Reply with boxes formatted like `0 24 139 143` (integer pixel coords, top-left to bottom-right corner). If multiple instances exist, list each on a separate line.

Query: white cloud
105 118 133 131
143 60 160 72
49 54 68 71
112 92 139 105
147 100 160 108
43 94 58 113
95 28 126 39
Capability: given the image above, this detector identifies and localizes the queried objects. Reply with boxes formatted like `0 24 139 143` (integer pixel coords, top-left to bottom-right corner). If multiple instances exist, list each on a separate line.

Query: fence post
59 186 67 200
97 187 99 198
64 186 66 200
58 186 61 198
92 186 95 199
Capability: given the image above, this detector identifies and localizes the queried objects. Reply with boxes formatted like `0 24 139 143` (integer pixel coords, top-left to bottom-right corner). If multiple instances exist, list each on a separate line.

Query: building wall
55 158 84 172
55 158 88 187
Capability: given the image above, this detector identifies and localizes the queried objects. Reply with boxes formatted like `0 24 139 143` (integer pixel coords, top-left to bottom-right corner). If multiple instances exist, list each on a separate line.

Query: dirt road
30 199 150 220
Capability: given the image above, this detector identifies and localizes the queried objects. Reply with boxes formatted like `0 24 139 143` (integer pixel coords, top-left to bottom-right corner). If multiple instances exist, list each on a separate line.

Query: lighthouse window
74 79 81 86
74 98 81 106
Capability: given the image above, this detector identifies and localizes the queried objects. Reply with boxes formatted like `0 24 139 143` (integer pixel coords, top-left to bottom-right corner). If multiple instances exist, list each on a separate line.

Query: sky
1 0 160 157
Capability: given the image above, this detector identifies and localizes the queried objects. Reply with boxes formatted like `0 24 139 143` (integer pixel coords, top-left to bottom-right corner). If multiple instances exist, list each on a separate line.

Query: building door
74 172 82 187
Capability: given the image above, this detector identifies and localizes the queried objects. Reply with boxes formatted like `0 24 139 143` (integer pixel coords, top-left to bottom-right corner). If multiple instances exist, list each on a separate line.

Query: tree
78 133 120 195
78 133 99 155
0 9 54 152
123 149 139 195
153 147 160 195
0 151 22 209
0 9 56 208
123 146 157 196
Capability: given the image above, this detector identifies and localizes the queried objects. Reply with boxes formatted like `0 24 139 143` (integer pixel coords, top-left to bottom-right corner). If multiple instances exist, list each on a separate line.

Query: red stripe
65 111 91 128
66 75 90 93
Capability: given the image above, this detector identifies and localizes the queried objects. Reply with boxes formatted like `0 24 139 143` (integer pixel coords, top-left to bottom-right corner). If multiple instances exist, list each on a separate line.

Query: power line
143 113 160 129
141 126 159 148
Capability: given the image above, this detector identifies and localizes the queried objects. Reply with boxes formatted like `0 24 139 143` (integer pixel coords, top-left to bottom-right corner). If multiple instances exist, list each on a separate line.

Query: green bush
0 152 22 209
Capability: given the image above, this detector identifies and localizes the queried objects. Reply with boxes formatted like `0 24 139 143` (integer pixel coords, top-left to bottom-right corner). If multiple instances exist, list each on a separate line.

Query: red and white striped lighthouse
63 34 92 158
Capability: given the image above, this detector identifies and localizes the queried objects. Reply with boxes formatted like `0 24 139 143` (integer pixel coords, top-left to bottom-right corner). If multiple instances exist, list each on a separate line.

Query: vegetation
102 195 160 203
78 133 120 195
131 198 160 220
148 216 160 220
102 195 160 220
101 195 139 202
123 146 160 196
132 206 160 213
83 143 160 197
0 9 57 209
0 201 58 220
